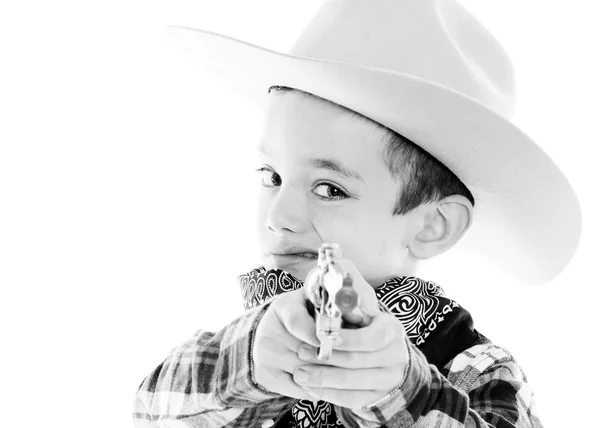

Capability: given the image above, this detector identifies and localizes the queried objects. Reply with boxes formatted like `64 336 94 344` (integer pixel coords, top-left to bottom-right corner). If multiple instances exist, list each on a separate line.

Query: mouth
267 252 318 260
265 249 319 272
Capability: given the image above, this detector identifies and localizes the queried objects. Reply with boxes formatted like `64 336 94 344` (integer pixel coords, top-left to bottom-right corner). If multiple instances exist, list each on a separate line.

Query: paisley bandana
239 267 303 311
238 267 478 428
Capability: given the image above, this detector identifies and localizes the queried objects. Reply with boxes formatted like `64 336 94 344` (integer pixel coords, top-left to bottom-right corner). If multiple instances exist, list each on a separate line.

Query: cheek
256 192 272 241
313 208 364 248
256 193 268 223
313 207 399 258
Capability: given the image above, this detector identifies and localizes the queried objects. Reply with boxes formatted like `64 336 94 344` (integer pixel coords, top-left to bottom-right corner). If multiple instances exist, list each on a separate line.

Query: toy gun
305 243 373 360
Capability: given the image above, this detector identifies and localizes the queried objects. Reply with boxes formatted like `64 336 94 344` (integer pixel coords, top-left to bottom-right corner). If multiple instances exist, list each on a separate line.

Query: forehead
258 91 387 162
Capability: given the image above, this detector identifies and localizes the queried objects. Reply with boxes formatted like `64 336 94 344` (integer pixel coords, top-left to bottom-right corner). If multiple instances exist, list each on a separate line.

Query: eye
255 167 282 187
313 183 349 201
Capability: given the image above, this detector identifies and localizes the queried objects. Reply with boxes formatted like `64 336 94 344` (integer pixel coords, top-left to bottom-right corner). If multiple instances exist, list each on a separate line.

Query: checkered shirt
133 299 542 428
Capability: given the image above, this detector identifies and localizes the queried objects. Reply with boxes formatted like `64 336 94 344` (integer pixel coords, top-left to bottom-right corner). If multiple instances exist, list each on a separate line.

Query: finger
337 260 380 320
253 338 300 380
254 312 307 365
293 364 400 391
341 306 364 325
273 346 315 374
263 370 321 401
335 313 400 352
297 344 397 369
273 290 321 347
341 305 376 328
254 346 322 401
301 386 384 410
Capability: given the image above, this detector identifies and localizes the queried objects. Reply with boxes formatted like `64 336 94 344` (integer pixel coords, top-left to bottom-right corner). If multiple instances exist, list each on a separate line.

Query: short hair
268 86 475 215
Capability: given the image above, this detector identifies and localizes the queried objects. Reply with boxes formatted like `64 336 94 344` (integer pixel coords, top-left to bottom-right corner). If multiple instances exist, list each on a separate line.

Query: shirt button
261 419 275 428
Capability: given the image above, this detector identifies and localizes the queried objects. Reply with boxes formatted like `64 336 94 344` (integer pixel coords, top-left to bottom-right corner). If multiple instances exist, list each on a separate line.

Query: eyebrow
308 158 364 183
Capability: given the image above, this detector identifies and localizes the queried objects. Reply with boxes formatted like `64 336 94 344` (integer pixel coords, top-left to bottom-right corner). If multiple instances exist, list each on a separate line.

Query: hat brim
167 26 581 285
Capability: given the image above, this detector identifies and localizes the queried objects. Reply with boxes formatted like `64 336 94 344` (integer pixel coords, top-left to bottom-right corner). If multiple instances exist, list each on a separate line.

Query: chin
285 266 312 282
263 259 312 282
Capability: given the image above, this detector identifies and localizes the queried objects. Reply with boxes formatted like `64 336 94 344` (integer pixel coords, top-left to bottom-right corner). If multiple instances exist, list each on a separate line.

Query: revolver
305 243 370 360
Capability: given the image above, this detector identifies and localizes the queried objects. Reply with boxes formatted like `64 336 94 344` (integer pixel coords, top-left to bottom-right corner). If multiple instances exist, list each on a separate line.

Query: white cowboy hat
167 0 581 285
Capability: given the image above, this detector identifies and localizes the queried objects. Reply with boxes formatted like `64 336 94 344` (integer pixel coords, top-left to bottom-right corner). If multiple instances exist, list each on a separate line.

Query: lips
265 246 319 272
269 252 317 261
267 245 318 257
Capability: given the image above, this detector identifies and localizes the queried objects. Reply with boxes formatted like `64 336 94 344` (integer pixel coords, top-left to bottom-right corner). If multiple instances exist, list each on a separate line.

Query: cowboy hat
167 0 581 285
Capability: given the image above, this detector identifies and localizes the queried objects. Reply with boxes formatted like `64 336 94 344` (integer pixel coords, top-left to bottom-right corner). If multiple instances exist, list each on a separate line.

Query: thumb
339 273 381 327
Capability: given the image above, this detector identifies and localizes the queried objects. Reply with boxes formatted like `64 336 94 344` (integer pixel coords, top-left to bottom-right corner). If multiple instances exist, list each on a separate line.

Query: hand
252 287 322 400
293 311 410 409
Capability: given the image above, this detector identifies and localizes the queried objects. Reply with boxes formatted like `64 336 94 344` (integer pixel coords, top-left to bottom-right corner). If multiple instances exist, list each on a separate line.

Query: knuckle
335 368 349 388
341 258 356 270
345 351 360 368
383 315 401 338
368 327 389 349
284 305 303 324
283 312 304 338
383 348 399 367
315 367 325 386
259 333 276 350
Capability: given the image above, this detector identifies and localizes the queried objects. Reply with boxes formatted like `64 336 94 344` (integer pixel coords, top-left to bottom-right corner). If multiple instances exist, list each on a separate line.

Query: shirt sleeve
334 341 543 428
132 302 296 428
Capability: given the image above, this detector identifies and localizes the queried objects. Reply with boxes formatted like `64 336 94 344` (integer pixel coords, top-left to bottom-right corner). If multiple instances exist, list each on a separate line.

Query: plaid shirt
133 300 542 428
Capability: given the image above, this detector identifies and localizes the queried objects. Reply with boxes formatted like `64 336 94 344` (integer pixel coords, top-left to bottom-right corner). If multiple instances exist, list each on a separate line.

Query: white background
1 1 598 427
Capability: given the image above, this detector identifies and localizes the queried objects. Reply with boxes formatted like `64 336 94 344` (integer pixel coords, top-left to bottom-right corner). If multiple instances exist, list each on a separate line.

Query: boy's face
257 91 423 286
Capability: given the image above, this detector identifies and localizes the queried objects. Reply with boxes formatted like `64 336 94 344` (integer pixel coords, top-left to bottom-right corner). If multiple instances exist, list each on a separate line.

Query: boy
133 0 580 426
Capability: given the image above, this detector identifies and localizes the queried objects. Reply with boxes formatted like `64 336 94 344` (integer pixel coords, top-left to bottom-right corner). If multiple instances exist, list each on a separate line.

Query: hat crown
289 0 516 117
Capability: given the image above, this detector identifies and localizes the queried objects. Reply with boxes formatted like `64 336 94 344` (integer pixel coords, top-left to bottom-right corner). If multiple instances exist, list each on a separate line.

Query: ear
408 195 473 260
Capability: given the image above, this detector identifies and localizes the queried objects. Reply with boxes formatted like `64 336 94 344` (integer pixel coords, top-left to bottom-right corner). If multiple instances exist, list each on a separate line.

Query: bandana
238 267 479 428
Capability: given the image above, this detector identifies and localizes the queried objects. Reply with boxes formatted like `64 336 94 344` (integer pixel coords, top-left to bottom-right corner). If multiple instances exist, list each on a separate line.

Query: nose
264 184 310 235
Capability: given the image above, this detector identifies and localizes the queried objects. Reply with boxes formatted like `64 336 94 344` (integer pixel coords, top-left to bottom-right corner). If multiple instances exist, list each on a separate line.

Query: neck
369 260 419 289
